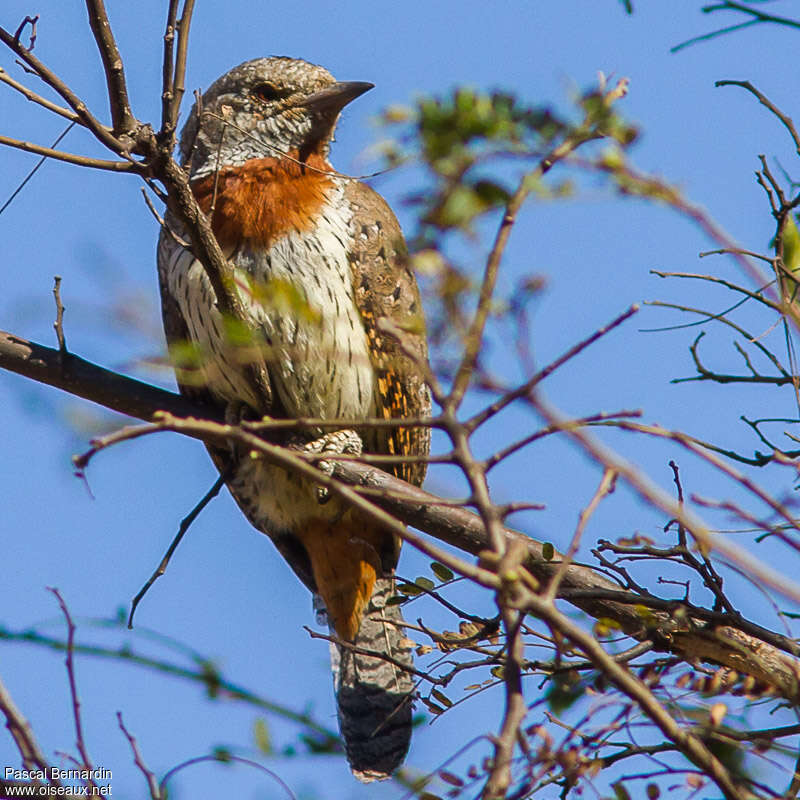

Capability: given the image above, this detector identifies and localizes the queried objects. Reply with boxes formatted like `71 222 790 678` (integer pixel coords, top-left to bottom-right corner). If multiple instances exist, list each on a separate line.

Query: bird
156 56 431 781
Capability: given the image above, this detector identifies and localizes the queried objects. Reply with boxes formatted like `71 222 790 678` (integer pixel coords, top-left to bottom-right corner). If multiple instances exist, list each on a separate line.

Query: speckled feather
157 57 430 781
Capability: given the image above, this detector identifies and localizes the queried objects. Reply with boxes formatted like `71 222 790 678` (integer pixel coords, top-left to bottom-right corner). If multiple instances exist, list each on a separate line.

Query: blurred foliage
376 83 638 372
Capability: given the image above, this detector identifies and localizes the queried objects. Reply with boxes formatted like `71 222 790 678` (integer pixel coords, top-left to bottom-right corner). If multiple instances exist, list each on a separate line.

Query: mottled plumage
156 57 430 781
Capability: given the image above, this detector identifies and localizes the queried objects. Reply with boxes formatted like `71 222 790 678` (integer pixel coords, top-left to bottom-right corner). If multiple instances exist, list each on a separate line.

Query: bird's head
180 57 373 179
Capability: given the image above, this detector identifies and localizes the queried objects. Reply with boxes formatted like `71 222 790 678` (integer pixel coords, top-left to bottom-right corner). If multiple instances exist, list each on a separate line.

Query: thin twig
304 627 437 683
520 590 747 800
159 754 297 800
117 713 160 800
717 79 800 159
0 133 135 172
0 66 78 121
47 588 97 791
52 276 67 354
128 473 227 628
448 82 626 409
483 536 529 799
544 469 616 602
469 305 639 431
0 122 77 217
13 15 38 50
0 24 128 156
0 624 340 741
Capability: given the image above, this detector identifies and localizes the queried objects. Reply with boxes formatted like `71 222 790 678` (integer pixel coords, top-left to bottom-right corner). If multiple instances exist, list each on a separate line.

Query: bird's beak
299 81 374 114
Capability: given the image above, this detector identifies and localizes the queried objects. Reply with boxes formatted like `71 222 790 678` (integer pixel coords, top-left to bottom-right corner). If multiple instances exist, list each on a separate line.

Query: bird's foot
222 400 252 455
224 400 250 426
302 429 363 504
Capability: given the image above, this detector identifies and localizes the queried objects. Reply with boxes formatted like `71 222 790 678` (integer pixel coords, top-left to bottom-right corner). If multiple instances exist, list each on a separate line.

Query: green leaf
706 738 746 778
780 215 800 305
386 595 406 606
545 674 585 714
299 732 339 754
253 718 272 754
430 562 454 582
612 783 632 800
397 582 423 596
212 747 232 763
415 576 435 591
783 216 800 273
542 542 555 561
199 660 222 698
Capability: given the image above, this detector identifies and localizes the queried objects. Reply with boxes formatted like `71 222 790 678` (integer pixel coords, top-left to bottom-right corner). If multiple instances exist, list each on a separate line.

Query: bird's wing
344 180 431 489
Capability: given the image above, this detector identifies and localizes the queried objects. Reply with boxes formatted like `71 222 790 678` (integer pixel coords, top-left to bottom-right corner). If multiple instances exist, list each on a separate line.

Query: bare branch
128 473 227 628
483 542 528 799
544 468 616 602
671 2 800 53
4 328 800 705
160 0 195 135
170 0 195 129
0 328 211 421
52 276 67 354
0 675 56 781
0 65 78 121
159 754 297 800
0 122 76 217
449 81 628 409
84 0 136 134
521 589 748 800
117 713 160 800
160 1 180 133
0 133 136 172
48 588 97 789
0 25 127 155
470 305 639 432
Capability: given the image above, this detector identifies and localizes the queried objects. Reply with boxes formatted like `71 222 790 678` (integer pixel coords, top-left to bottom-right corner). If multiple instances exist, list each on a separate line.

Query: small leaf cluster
381 88 568 237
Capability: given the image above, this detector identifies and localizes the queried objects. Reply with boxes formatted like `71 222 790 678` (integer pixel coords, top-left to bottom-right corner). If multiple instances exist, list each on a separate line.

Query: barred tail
327 577 414 782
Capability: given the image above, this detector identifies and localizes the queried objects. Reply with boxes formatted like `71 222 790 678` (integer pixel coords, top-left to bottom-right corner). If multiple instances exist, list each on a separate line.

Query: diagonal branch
0 24 126 156
0 65 78 121
3 326 800 706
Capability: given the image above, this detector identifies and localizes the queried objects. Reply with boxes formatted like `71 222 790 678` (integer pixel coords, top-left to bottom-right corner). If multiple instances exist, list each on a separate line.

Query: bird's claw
302 429 363 504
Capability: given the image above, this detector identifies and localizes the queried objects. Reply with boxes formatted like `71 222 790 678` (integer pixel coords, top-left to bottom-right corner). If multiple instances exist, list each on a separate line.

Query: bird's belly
164 195 375 529
166 213 375 423
242 221 375 422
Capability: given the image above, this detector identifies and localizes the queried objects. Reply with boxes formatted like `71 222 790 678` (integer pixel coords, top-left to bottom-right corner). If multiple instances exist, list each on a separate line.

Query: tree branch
2 327 800 707
0 134 137 172
84 0 136 135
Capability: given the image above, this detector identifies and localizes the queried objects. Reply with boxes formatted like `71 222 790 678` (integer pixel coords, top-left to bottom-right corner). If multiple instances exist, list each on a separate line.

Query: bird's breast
170 163 375 422
192 152 336 250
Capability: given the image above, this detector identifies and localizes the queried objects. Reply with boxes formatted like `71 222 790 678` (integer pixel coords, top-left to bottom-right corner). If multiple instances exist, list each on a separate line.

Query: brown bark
2 326 799 704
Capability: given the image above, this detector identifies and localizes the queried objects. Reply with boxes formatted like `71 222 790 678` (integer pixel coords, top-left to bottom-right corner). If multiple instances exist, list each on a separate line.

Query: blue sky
2 2 800 797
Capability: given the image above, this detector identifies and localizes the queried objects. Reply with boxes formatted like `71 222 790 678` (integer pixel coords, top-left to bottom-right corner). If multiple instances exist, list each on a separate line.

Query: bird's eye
251 83 287 103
